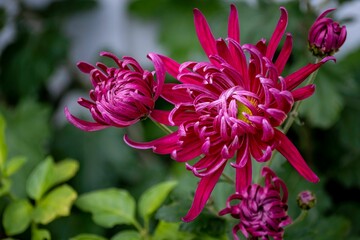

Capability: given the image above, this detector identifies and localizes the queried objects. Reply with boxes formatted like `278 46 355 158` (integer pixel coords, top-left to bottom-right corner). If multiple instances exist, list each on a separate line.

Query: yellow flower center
237 102 252 122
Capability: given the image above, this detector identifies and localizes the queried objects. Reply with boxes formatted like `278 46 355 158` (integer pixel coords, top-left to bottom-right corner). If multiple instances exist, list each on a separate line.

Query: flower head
219 167 292 240
308 8 347 57
65 52 165 131
125 5 333 221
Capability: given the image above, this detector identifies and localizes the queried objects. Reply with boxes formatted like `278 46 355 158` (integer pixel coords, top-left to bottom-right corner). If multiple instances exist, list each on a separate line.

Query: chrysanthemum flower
64 52 165 131
125 5 334 221
308 8 347 57
219 167 292 240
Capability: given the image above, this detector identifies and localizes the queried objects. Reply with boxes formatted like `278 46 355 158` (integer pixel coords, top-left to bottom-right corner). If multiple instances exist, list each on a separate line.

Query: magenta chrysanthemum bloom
219 167 292 240
64 52 165 131
308 8 347 57
125 5 334 221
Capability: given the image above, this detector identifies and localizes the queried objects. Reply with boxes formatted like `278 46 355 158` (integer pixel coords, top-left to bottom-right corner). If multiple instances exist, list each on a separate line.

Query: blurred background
1 0 360 239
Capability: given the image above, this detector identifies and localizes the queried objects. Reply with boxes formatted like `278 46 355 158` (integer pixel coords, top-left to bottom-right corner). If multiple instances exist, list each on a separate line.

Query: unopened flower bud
308 8 347 57
297 190 316 210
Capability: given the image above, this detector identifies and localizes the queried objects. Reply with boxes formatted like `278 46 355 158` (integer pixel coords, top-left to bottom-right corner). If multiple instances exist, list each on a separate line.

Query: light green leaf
0 178 11 197
0 114 7 171
51 158 79 186
4 156 26 177
32 227 51 240
111 230 141 240
32 184 77 224
76 188 136 228
138 181 177 222
152 221 195 240
26 156 54 200
70 234 107 240
26 157 79 201
3 199 33 236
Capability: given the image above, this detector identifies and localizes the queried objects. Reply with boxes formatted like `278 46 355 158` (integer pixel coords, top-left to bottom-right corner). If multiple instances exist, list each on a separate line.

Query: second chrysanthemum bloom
65 52 165 131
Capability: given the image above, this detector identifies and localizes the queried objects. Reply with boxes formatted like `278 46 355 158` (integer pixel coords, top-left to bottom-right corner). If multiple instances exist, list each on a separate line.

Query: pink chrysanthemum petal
274 129 319 183
182 163 226 222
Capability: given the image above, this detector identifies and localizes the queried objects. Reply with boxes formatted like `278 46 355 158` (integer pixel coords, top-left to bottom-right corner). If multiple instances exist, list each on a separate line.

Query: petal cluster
125 5 331 222
308 8 347 57
219 167 292 240
65 52 165 131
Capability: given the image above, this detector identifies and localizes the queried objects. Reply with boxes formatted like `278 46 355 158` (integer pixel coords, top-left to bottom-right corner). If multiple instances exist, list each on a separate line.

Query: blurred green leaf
76 188 136 228
138 180 177 222
26 156 79 200
26 156 54 200
4 156 26 177
301 67 344 129
32 184 77 225
32 227 51 240
179 212 226 238
111 230 141 240
3 199 33 236
51 158 79 187
1 100 51 197
155 202 190 223
0 114 7 171
0 178 11 197
70 234 107 240
152 221 195 240
285 215 351 239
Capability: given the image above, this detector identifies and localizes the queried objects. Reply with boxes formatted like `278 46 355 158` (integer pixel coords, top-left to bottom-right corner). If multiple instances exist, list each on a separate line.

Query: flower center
237 102 252 122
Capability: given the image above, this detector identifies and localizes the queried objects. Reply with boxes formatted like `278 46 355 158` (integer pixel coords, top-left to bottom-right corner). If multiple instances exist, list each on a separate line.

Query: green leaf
76 188 136 228
138 180 177 222
70 234 107 240
26 157 79 201
32 227 51 240
301 68 344 129
3 199 33 236
111 230 141 240
4 156 27 177
152 221 195 240
26 156 54 200
155 202 191 222
0 114 7 171
51 158 79 187
32 184 77 224
0 178 11 197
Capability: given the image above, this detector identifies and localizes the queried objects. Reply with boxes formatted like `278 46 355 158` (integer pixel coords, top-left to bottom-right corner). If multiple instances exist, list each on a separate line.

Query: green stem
286 210 308 229
150 117 173 134
220 172 235 184
282 58 320 135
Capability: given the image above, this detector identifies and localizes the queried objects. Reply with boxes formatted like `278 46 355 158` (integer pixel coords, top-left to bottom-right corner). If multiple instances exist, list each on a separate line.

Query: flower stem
150 117 174 134
282 58 320 135
286 210 308 229
220 172 235 184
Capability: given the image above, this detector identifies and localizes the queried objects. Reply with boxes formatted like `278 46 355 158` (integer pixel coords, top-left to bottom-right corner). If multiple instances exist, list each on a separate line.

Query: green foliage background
1 0 360 239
